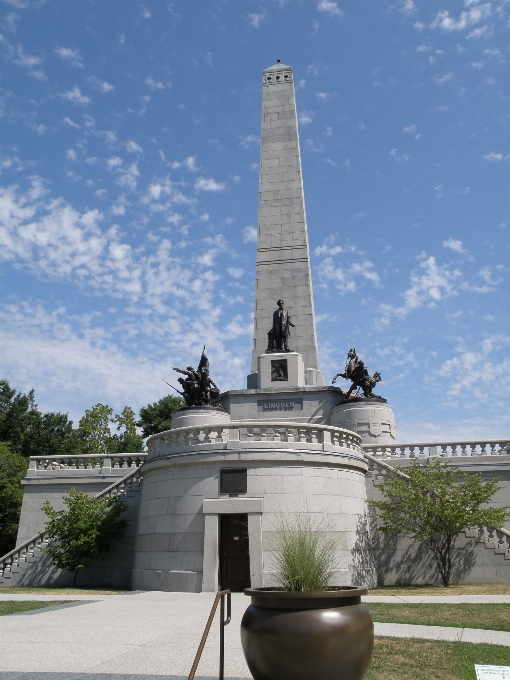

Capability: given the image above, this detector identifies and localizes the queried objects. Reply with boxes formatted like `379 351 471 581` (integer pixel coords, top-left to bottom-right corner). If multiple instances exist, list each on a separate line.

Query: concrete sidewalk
3 593 510 603
1 592 509 680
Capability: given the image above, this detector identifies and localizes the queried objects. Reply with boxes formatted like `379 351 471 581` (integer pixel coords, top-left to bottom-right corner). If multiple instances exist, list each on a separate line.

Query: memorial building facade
2 63 509 591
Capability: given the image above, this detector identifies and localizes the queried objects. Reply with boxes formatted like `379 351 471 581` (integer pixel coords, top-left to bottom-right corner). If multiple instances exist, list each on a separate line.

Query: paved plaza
1 592 510 680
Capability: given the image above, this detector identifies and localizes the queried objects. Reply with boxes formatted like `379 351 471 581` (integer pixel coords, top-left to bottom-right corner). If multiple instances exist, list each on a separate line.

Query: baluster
310 429 318 444
298 427 307 443
486 528 496 547
287 428 295 442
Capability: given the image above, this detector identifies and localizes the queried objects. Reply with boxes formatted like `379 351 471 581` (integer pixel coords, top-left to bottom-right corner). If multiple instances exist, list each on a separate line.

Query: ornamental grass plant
271 513 338 592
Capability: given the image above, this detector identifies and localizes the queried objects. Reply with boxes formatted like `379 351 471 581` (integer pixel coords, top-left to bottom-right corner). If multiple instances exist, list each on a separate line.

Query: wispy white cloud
430 4 492 31
195 177 225 192
380 255 461 322
58 85 91 105
239 135 260 149
145 76 165 90
227 267 244 279
0 33 45 78
299 111 314 124
170 156 199 172
125 140 143 153
484 151 504 161
248 11 265 27
55 46 83 68
390 148 410 163
319 258 381 294
243 226 257 243
62 116 81 130
439 334 510 403
317 0 343 17
86 76 114 93
400 0 416 14
443 238 467 253
434 72 453 84
467 24 493 39
117 162 139 191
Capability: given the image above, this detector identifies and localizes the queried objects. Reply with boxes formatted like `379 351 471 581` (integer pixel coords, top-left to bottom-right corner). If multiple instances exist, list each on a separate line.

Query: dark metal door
219 514 250 592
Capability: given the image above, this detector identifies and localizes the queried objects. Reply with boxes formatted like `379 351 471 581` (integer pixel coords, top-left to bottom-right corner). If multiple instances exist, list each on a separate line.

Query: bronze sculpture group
170 350 220 407
332 348 383 400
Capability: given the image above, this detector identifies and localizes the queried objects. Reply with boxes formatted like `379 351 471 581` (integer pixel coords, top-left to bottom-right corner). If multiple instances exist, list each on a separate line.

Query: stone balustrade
147 421 363 460
0 465 144 581
27 452 147 474
364 439 509 459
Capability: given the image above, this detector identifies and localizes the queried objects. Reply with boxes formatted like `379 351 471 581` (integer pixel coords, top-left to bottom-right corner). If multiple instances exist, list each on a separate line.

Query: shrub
271 514 338 592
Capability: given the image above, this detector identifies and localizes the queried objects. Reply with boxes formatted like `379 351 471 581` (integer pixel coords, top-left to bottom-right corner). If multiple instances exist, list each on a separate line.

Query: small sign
475 666 510 680
257 398 303 412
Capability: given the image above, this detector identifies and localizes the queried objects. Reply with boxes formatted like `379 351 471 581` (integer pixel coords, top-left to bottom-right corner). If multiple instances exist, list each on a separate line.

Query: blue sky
0 0 509 442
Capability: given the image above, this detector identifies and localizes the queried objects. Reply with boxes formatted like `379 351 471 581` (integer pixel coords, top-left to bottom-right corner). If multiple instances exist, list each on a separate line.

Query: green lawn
0 601 70 616
368 584 510 596
366 603 510 632
0 587 128 595
366 638 510 680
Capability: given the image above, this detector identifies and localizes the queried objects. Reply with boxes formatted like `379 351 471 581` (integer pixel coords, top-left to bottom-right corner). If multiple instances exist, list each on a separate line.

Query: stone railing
27 452 147 474
148 421 363 460
364 439 509 459
464 526 510 560
0 464 144 583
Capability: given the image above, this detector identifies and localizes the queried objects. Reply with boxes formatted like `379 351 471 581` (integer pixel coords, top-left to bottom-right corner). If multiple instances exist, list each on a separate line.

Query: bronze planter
241 587 373 680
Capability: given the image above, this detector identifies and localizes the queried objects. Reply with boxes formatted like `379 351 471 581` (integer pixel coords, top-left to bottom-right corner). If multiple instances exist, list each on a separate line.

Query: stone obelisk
248 62 324 388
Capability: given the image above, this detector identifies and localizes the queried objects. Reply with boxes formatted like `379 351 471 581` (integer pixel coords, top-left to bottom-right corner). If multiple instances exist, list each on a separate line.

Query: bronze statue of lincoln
267 299 294 352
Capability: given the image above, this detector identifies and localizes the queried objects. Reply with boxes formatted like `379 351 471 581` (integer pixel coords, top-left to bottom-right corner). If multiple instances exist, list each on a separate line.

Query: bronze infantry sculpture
266 299 295 352
168 348 220 407
332 348 384 401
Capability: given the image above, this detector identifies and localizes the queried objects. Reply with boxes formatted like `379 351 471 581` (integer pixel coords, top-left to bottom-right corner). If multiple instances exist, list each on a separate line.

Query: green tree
0 379 39 455
0 443 29 556
77 403 114 455
369 457 510 587
0 379 77 458
42 489 128 586
111 406 144 453
137 394 184 438
22 412 80 458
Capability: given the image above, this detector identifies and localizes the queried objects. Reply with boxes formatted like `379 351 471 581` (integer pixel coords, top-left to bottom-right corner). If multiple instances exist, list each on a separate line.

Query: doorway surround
202 497 263 592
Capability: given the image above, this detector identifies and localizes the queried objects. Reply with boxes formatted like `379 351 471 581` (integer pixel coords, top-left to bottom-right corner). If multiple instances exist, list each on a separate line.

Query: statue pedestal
170 406 231 430
258 352 305 389
330 399 396 446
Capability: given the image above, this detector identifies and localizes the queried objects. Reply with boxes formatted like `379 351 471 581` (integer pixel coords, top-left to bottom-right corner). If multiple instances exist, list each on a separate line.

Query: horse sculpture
332 348 382 399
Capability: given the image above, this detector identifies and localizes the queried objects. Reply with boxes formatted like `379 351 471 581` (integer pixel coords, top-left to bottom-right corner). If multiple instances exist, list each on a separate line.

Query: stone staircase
364 447 510 566
0 464 143 585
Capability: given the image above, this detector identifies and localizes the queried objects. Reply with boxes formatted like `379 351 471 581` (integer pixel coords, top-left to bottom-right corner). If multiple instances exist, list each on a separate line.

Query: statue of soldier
270 299 295 352
173 366 202 406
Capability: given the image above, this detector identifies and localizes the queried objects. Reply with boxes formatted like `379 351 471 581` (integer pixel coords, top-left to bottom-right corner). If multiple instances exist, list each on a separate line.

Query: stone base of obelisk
247 352 325 390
